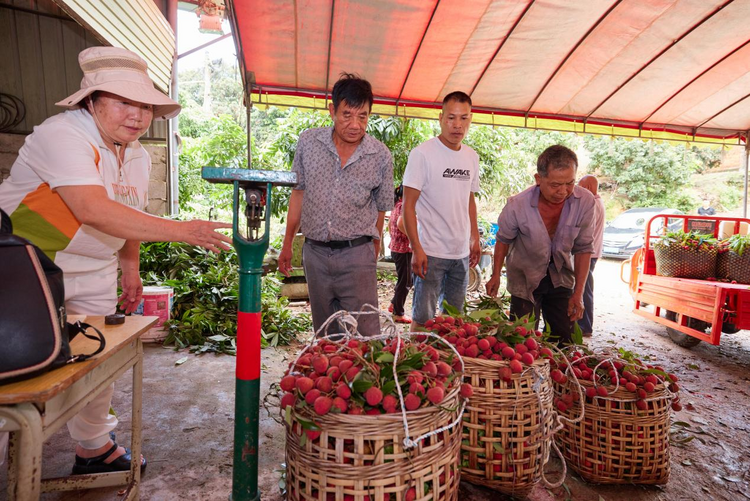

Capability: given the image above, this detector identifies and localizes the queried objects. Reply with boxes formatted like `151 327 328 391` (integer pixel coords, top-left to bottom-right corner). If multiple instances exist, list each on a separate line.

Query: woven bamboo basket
717 250 750 284
653 244 717 279
460 357 555 498
552 379 671 485
285 386 462 501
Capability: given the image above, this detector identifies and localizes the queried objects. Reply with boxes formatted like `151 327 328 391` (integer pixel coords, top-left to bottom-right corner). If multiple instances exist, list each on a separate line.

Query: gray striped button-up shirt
496 185 596 303
293 126 394 241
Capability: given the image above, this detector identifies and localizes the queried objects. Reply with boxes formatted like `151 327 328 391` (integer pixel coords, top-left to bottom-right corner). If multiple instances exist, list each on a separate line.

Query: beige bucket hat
56 46 181 120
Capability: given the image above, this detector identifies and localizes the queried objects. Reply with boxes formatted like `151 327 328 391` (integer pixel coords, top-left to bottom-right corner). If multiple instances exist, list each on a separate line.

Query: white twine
513 363 569 489
537 345 678 485
555 347 679 405
288 305 467 450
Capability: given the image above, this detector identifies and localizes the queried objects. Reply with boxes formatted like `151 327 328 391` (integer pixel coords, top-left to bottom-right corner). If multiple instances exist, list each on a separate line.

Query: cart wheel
664 311 703 348
467 266 482 293
721 322 741 334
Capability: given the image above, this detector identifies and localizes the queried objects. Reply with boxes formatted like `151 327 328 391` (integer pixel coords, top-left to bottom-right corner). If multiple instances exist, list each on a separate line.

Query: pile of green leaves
655 230 717 252
720 233 750 256
139 241 311 354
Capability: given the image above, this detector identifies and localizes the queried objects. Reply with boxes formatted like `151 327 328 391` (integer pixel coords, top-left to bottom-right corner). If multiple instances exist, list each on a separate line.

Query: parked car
601 207 683 259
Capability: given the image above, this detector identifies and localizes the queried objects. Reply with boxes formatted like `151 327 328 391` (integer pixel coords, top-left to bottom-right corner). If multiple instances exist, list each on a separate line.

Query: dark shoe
72 442 146 475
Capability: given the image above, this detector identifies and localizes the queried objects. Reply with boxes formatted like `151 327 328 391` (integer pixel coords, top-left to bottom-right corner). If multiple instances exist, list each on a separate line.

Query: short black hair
394 184 403 200
332 73 373 111
537 145 578 177
442 91 472 108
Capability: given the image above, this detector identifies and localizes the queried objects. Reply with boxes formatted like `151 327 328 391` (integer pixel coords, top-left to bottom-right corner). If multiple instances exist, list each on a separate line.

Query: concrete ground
2 259 749 500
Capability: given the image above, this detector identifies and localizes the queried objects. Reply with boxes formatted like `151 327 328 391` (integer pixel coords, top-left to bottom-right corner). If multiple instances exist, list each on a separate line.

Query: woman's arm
55 185 232 252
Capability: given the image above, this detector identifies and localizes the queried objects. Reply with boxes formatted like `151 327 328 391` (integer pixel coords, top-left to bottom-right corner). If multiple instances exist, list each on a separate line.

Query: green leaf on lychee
352 379 374 393
376 352 395 363
381 380 396 396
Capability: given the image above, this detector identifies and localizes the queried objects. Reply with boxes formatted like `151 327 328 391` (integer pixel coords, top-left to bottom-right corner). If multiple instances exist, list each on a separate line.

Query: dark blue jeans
577 257 598 334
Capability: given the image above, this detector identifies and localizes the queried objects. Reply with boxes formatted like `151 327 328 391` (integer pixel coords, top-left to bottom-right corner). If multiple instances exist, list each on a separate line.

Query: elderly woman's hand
183 220 233 253
118 269 143 314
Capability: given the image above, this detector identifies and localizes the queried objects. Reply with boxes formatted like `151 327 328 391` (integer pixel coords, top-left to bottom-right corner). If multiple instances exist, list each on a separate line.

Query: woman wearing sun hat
0 46 232 474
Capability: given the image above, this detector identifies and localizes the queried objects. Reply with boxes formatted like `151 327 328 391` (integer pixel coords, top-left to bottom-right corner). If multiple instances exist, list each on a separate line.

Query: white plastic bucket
134 286 174 343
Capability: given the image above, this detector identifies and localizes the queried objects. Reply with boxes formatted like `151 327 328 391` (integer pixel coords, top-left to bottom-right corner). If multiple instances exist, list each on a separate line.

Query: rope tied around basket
289 304 467 451
513 362 571 490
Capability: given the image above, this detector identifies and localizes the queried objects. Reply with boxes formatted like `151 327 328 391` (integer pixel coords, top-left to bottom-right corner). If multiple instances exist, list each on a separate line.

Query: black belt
306 236 372 249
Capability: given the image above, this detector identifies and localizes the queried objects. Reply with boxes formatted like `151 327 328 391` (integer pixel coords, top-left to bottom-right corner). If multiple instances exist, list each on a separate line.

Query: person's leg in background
540 281 574 346
333 242 381 336
390 250 413 322
578 257 597 337
302 242 341 336
441 257 470 314
64 265 145 473
411 256 450 328
510 295 541 328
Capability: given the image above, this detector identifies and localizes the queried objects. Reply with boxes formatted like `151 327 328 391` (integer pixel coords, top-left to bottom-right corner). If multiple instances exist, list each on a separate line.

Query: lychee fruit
280 392 296 409
459 383 473 398
364 387 383 407
296 377 314 395
312 355 329 375
404 393 421 411
427 386 445 405
313 396 333 415
280 375 296 392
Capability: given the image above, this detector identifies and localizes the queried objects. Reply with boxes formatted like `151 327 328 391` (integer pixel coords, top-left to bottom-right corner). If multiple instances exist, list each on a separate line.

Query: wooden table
0 315 157 500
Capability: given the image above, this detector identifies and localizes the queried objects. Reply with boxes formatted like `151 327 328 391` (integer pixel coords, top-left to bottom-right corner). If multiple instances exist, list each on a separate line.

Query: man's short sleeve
374 148 394 211
402 149 427 191
22 120 104 189
496 198 520 245
291 131 306 191
470 151 480 193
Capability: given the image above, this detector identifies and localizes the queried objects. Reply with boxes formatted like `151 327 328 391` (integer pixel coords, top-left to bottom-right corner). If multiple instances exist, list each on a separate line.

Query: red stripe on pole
237 311 261 380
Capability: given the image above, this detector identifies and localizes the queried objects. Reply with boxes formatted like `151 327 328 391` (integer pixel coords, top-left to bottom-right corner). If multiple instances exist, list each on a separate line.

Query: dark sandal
72 442 146 475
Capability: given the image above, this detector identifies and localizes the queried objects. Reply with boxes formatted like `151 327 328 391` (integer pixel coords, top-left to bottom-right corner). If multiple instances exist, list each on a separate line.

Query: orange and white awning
228 0 750 144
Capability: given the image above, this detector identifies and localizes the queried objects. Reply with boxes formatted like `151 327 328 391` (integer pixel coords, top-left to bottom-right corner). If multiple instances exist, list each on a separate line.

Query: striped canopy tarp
228 0 750 145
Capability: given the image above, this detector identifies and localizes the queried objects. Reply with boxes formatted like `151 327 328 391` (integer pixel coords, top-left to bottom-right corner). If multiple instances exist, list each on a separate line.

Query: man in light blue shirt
486 145 595 344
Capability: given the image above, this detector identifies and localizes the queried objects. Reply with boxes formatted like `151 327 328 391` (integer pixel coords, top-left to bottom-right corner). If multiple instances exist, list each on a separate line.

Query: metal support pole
231 181 268 501
167 0 180 215
743 133 750 218
201 168 296 501
251 98 253 169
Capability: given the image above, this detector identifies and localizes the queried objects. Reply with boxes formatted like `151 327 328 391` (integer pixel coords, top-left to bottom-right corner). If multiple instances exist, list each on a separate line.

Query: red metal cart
622 214 750 347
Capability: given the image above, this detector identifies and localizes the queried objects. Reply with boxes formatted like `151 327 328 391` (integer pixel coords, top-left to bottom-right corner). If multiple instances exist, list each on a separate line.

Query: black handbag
0 209 105 383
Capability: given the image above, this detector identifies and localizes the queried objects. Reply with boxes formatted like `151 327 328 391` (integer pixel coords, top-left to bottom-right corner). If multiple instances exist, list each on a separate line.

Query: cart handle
620 257 631 284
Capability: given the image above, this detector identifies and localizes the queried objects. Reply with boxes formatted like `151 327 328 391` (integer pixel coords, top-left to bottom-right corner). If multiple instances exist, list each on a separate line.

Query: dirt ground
4 259 749 501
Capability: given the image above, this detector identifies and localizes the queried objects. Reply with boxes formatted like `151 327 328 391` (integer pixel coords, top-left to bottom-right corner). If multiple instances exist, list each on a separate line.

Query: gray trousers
303 241 380 336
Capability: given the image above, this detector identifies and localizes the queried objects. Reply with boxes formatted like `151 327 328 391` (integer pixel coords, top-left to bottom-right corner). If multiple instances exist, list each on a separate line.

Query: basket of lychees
421 309 559 498
279 323 471 501
550 346 680 485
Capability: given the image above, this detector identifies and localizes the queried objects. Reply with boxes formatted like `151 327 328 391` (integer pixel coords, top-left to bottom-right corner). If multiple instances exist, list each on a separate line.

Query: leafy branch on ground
140 241 311 354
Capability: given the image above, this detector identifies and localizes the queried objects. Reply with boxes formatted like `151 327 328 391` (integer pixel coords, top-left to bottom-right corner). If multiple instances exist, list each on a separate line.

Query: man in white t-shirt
402 91 481 328
578 175 605 337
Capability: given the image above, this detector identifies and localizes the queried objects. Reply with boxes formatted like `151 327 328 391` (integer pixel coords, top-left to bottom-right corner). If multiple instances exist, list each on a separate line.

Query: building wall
0 0 170 216
0 0 167 139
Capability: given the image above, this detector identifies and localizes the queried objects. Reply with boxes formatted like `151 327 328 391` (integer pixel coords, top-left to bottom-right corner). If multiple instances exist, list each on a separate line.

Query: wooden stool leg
1 404 43 501
123 341 143 500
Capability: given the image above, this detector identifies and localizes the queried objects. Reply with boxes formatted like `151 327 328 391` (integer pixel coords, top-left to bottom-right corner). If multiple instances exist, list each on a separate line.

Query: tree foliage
583 136 703 212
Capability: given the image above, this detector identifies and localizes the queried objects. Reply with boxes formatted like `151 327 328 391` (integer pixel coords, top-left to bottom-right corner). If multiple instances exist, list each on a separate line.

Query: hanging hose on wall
0 93 25 132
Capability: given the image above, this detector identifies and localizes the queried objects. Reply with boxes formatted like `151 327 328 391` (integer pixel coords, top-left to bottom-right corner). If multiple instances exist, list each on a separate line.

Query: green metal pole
231 181 270 501
200 168 296 501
